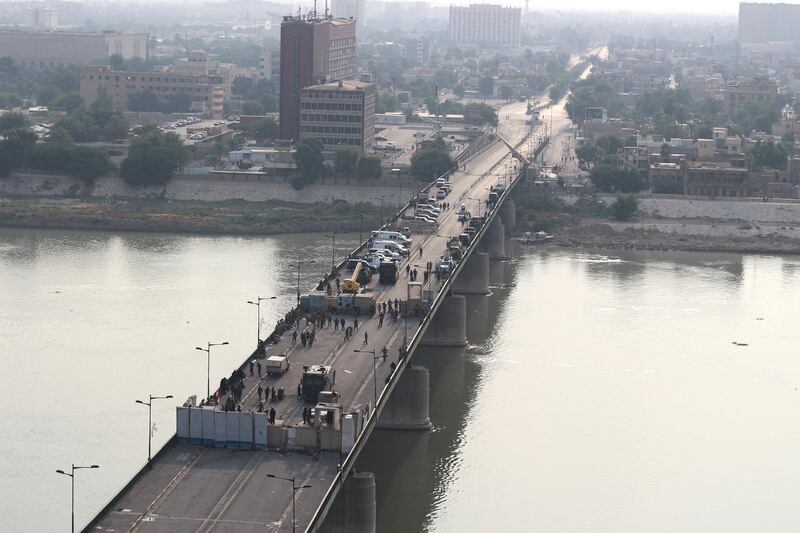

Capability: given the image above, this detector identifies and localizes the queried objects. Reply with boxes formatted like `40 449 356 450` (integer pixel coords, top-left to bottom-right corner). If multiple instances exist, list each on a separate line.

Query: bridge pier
377 364 432 430
465 294 491 343
343 471 377 533
420 295 468 347
500 199 516 231
452 252 490 296
480 217 506 260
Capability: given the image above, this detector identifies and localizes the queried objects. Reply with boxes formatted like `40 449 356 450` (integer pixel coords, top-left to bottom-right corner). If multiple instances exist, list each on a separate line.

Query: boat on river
515 231 554 244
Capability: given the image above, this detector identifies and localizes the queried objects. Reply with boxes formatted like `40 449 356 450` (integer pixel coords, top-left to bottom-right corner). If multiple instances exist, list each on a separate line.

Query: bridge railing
306 161 524 532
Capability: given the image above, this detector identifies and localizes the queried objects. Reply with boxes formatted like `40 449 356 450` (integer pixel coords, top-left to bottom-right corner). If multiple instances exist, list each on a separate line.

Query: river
2 228 800 531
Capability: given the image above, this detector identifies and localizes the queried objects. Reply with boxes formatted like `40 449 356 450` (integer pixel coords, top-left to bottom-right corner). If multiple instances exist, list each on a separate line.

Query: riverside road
90 88 552 533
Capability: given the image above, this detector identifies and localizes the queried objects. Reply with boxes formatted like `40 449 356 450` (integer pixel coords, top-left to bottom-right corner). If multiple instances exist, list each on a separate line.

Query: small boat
516 231 554 244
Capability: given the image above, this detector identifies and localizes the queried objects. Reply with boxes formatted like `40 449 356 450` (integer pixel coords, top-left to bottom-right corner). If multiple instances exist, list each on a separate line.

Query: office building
726 76 778 115
739 2 800 43
449 4 521 47
300 79 376 150
0 30 147 69
279 15 357 140
80 66 225 118
331 0 366 29
30 7 57 30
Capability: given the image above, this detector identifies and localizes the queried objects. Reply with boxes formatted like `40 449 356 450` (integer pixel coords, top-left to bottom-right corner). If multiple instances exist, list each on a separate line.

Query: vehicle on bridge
379 260 398 284
370 230 411 247
301 365 335 402
265 354 290 376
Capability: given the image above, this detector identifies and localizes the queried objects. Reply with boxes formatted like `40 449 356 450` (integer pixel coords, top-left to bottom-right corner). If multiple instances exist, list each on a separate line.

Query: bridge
86 99 545 533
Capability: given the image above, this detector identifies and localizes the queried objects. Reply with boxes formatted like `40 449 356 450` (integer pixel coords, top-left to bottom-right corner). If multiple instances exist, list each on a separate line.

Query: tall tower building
279 16 357 141
331 0 366 30
449 4 521 47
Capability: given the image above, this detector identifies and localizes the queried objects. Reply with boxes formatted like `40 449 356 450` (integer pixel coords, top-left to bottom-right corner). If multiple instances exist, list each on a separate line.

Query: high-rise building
449 4 521 47
300 79 376 150
279 16 356 140
739 2 800 43
0 30 148 70
331 0 366 29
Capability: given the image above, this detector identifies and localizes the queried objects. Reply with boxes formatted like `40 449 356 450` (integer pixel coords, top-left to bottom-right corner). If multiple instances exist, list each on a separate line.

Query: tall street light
293 260 315 305
55 464 99 533
267 474 312 533
373 194 391 227
247 296 276 345
467 196 482 218
195 341 229 401
353 348 381 406
135 394 173 462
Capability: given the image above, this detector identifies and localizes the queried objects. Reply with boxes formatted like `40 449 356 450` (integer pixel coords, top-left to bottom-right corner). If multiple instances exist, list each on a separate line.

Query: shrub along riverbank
0 197 384 235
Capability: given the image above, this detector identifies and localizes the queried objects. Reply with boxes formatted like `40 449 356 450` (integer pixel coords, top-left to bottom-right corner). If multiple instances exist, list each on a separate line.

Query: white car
436 190 447 199
414 215 436 224
369 248 401 261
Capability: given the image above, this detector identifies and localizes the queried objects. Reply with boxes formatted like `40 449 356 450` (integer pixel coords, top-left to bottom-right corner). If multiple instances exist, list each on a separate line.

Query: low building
80 66 225 118
299 79 376 150
726 76 777 116
685 162 749 197
375 112 406 126
649 161 685 194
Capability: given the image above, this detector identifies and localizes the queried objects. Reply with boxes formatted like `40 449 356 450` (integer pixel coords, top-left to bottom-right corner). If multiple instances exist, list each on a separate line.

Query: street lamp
246 296 276 345
55 464 99 533
373 194 391 227
353 348 381 406
195 341 229 402
292 260 315 305
267 474 312 533
323 232 337 273
135 394 173 461
467 197 482 218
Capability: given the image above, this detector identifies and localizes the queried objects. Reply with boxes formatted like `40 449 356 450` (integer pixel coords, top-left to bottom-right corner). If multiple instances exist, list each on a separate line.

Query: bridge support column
480 217 506 260
343 471 376 533
421 295 468 347
500 199 516 231
377 365 432 430
452 252 490 296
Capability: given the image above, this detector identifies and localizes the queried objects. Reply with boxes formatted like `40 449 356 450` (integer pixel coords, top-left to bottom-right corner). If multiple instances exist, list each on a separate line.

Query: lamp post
293 260 315 305
467 196 482 218
55 464 99 533
195 341 229 401
354 348 380 406
246 296 276 345
373 194 391 228
135 394 173 461
266 474 312 533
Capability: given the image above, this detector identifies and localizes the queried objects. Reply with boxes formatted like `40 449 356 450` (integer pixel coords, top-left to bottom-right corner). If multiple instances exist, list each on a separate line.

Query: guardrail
306 158 524 532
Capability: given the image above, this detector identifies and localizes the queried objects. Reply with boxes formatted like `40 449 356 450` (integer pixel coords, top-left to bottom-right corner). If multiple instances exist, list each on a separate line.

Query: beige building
0 30 147 69
726 76 777 116
80 66 225 118
299 79 376 150
449 4 521 47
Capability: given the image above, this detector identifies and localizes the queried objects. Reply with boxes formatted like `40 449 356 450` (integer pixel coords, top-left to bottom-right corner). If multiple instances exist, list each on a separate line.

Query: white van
369 247 401 261
265 355 289 376
373 240 409 256
371 230 411 247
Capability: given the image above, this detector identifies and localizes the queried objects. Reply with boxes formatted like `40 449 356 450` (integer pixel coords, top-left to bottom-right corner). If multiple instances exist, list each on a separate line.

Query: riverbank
551 219 800 255
0 196 383 235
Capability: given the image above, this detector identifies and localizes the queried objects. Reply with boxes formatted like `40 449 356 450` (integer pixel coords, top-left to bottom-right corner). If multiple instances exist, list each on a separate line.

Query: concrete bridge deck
88 96 542 533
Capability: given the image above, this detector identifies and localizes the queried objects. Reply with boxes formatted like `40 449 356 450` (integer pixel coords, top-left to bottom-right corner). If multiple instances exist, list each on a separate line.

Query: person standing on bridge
405 264 411 277
292 330 297 345
363 331 369 345
269 407 276 425
354 317 359 332
256 360 262 377
419 246 423 258
257 384 263 401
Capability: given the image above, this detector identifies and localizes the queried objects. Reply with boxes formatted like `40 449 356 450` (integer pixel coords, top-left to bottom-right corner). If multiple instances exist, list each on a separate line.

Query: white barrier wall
176 407 190 442
201 408 215 446
342 414 357 453
214 411 227 447
225 411 239 446
189 407 203 444
254 413 268 449
237 412 253 449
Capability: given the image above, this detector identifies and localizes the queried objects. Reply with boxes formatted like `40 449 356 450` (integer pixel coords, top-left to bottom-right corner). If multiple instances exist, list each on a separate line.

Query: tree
751 139 788 170
479 76 494 96
127 90 161 112
245 118 278 142
410 147 453 181
782 131 796 145
660 142 672 160
232 76 254 96
0 93 23 109
51 92 85 113
499 85 514 101
464 103 498 127
575 144 599 165
241 100 266 115
29 142 113 181
121 126 187 185
357 154 382 181
0 113 27 136
453 84 465 98
291 138 324 189
109 53 125 70
334 146 360 175
610 193 638 220
589 164 645 193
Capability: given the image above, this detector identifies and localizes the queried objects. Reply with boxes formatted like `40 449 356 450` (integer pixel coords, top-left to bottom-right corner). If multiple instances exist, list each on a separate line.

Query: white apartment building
449 4 521 47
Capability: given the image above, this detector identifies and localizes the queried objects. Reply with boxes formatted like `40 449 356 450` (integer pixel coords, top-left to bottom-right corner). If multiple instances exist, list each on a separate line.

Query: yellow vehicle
341 261 363 293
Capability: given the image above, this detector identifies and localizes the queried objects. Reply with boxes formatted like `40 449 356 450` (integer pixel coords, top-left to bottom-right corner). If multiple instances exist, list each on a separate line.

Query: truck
379 260 398 284
265 355 289 376
341 260 373 293
301 365 335 402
